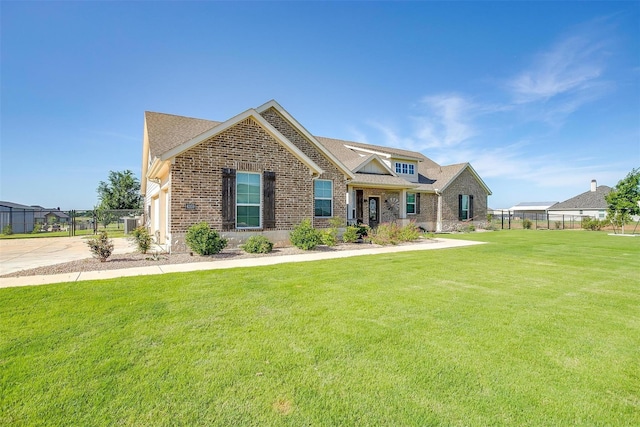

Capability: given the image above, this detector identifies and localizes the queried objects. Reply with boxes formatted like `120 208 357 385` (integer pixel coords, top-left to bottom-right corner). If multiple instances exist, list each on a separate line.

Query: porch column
436 190 442 232
400 189 407 219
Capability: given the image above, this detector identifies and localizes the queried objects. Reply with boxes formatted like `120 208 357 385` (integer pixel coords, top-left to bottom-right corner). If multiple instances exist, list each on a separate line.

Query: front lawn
1 230 638 426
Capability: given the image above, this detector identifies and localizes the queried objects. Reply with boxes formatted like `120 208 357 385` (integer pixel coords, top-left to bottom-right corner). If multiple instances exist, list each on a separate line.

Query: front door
369 197 380 228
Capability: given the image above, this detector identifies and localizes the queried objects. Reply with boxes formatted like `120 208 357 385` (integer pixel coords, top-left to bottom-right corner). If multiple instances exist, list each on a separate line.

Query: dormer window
395 162 415 175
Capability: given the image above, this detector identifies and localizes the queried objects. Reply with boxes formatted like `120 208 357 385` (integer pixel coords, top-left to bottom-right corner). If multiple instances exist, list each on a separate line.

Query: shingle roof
350 173 417 188
144 109 487 193
145 111 220 158
548 186 612 210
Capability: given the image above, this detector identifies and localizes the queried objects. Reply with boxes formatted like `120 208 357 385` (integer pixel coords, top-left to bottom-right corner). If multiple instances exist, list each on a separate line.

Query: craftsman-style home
141 100 491 252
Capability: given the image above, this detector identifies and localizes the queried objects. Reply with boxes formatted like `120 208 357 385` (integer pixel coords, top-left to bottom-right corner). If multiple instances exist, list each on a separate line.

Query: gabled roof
350 154 397 176
548 186 612 211
142 101 491 196
143 108 332 192
145 112 220 158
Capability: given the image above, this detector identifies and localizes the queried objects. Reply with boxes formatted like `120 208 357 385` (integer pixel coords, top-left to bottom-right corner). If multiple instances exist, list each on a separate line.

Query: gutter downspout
435 189 442 233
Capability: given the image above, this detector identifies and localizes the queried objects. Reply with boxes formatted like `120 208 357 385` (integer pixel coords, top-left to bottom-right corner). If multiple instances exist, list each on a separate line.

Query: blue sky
2 1 639 210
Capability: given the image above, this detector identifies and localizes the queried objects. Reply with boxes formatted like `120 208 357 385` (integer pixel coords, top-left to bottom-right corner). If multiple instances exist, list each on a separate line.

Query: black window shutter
458 194 463 220
469 195 474 220
416 193 421 214
263 171 276 229
222 168 236 230
356 190 364 222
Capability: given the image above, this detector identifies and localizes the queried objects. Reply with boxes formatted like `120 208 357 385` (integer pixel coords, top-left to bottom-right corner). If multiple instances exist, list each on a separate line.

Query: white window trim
236 171 262 229
395 161 416 175
314 179 333 218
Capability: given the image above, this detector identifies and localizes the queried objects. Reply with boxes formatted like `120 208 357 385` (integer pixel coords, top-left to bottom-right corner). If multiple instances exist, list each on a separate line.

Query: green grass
1 230 638 426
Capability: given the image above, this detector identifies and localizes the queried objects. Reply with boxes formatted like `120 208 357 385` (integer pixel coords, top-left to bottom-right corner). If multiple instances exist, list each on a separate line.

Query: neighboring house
31 206 70 225
141 100 491 253
0 201 37 233
547 180 611 220
508 201 558 219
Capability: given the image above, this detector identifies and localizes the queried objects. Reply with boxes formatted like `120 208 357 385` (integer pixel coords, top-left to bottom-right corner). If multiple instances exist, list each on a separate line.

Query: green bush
130 226 152 254
86 231 114 262
290 219 322 250
522 218 533 229
370 223 401 245
241 235 273 254
2 224 13 235
342 225 360 243
582 217 609 231
321 217 343 247
398 221 421 241
185 222 227 255
32 223 42 234
370 222 425 245
555 221 562 230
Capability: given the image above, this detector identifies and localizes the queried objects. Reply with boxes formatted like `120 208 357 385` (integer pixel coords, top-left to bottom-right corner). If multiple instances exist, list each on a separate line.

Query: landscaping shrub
185 222 227 255
582 217 608 231
370 222 401 245
2 224 13 235
369 222 425 245
398 221 421 242
290 219 322 250
522 218 533 229
86 231 114 262
241 235 273 254
555 221 562 230
32 223 42 234
321 217 343 247
342 225 360 243
130 226 152 254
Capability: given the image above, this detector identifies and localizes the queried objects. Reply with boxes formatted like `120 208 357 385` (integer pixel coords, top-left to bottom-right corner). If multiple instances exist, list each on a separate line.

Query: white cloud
506 20 614 125
413 94 477 149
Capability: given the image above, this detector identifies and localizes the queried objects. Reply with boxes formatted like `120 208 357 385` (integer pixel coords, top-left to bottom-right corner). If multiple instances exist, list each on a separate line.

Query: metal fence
0 207 143 237
488 211 613 230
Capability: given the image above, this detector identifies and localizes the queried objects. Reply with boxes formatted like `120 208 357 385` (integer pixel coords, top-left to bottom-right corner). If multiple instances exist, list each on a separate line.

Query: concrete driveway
0 236 136 276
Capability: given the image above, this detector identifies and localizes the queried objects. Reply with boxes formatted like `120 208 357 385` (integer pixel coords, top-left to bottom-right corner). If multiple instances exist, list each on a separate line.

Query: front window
407 193 416 214
314 180 333 217
461 195 470 220
236 172 261 228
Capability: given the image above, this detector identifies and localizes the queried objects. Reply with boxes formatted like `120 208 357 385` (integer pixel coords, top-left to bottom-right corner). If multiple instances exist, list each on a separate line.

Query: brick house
141 100 491 253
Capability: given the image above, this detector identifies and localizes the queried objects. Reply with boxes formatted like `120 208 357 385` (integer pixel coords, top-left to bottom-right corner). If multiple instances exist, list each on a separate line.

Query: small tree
87 231 114 262
606 168 640 234
130 226 152 254
96 170 143 210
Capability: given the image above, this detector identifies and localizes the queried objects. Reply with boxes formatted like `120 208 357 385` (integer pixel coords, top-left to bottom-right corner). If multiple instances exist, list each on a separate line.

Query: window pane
314 180 332 198
407 193 415 203
409 164 414 174
407 204 415 214
315 199 332 217
395 163 401 173
237 206 260 227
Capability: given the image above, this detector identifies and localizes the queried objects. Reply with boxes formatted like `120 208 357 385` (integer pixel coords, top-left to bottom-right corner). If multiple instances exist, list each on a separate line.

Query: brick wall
260 107 348 228
169 114 349 252
440 168 489 230
170 117 317 252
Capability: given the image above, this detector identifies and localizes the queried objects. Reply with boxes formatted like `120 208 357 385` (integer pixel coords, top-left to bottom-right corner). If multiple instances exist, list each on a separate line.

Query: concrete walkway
0 238 484 289
0 236 137 276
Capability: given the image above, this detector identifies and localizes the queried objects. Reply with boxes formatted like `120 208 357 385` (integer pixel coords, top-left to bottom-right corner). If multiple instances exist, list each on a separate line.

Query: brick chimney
590 180 597 192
